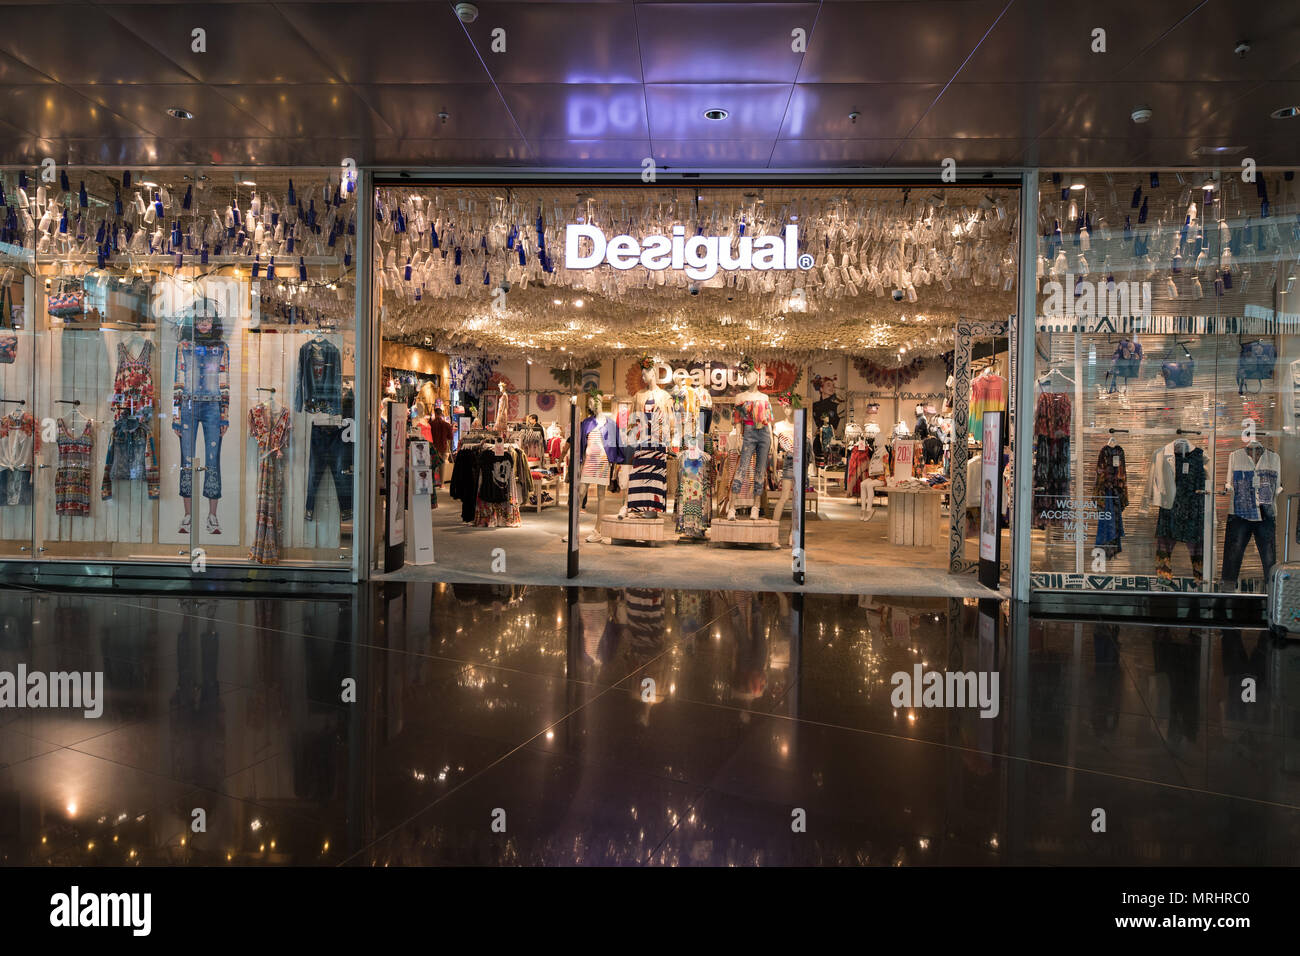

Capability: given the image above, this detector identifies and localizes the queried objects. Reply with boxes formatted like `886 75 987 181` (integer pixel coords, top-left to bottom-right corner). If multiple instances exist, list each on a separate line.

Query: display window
0 167 358 569
373 183 1021 591
1030 169 1297 596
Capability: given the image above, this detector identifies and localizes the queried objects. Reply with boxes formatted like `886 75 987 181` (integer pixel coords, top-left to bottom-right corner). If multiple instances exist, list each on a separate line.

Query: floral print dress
55 418 93 516
111 340 155 421
674 451 712 539
249 402 290 564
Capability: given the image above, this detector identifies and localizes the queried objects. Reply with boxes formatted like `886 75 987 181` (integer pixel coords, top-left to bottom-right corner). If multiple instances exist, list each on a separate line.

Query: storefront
369 181 1021 595
0 166 362 586
1026 168 1299 613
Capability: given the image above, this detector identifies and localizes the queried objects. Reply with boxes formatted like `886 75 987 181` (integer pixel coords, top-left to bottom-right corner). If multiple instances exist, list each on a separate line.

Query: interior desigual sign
565 224 813 280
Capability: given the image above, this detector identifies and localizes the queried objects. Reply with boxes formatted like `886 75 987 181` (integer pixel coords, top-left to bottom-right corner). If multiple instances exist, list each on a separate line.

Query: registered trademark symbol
797 253 814 269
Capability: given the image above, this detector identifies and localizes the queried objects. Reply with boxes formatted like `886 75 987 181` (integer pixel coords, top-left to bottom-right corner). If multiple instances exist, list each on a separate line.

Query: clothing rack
0 399 25 405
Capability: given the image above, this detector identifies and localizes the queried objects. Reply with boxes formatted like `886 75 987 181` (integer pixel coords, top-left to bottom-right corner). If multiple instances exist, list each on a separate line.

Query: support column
1011 170 1038 603
352 167 376 582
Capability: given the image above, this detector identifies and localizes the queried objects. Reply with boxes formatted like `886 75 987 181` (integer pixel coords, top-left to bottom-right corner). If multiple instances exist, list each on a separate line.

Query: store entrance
372 183 1021 594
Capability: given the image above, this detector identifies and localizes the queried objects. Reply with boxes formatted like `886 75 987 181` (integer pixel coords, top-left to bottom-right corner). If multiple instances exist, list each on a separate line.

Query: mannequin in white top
768 403 811 543
618 366 676 519
583 404 614 542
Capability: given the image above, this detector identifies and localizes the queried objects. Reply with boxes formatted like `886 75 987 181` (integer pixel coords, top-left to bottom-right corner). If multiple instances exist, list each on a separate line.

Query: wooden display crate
600 514 670 545
709 518 780 548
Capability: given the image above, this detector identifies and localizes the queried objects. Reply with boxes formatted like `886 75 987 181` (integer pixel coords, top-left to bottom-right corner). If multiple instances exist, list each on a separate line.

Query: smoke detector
454 3 479 24
1130 105 1153 124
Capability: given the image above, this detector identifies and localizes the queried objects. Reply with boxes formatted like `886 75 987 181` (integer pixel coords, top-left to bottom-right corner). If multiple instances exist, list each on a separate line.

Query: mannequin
579 398 620 542
494 381 509 436
619 365 677 518
726 368 773 521
768 400 810 543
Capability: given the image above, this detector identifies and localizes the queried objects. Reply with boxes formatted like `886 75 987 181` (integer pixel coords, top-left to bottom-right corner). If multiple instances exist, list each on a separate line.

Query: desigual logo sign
565 224 813 281
654 362 774 393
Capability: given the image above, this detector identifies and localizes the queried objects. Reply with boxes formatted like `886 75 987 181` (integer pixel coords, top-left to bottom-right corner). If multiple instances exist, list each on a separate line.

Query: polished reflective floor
0 584 1296 866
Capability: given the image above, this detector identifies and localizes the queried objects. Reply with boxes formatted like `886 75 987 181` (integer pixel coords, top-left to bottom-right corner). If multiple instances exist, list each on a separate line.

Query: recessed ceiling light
166 108 193 120
1069 175 1086 191
703 108 729 121
1130 106 1153 124
573 299 584 308
241 179 256 186
1193 144 1245 155
1271 106 1299 119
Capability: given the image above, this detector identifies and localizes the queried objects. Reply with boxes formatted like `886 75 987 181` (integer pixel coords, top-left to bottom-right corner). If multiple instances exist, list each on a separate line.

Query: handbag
1105 337 1142 392
1159 343 1194 388
0 286 15 364
1236 339 1276 394
46 278 85 319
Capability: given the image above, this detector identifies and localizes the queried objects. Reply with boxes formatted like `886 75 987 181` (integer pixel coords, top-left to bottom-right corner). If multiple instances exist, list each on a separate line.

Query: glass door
0 266 37 560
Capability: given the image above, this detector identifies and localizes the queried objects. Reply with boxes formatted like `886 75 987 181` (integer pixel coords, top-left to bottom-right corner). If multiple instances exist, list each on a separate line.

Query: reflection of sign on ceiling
565 224 813 281
655 362 774 394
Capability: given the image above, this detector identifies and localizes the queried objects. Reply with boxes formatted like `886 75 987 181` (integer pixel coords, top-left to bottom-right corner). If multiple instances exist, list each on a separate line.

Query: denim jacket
172 340 230 429
102 418 159 500
296 338 343 414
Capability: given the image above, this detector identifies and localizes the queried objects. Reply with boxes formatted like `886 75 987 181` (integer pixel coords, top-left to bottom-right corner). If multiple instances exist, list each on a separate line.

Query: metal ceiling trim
369 165 1028 187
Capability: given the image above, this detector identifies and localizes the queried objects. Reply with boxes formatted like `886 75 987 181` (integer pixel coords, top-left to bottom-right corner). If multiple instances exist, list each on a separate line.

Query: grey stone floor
381 494 1005 598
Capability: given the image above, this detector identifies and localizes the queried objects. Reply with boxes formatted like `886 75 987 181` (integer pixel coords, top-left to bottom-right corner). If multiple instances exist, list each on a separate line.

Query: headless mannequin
856 436 877 520
619 367 676 519
727 371 772 521
769 406 807 543
494 381 509 436
583 407 613 542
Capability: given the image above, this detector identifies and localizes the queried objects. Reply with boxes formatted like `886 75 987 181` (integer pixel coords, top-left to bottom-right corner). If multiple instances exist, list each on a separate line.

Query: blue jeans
306 423 353 521
731 424 771 501
1221 504 1276 585
177 398 222 499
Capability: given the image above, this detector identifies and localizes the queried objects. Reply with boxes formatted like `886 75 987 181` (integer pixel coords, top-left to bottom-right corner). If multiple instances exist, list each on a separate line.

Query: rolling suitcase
1268 493 1300 635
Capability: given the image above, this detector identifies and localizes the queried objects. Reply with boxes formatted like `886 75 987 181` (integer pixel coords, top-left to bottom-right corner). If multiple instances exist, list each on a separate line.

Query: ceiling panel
651 139 777 164
71 84 275 137
276 1 488 84
497 84 649 141
0 3 194 85
645 83 792 139
909 83 1069 140
780 83 941 139
102 3 345 85
636 2 816 83
1025 137 1150 168
956 0 1201 83
0 48 52 84
769 138 902 166
0 85 151 139
886 137 1030 166
531 139 657 166
357 84 521 140
216 85 391 137
797 0 1007 84
463 2 643 84
1119 0 1300 83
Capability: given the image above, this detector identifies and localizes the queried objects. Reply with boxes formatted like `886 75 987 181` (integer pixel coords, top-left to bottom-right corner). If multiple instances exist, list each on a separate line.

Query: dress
249 403 290 564
110 340 155 421
1093 444 1128 558
474 446 523 528
674 452 712 538
1031 392 1071 529
55 418 93 516
627 445 668 514
580 427 611 485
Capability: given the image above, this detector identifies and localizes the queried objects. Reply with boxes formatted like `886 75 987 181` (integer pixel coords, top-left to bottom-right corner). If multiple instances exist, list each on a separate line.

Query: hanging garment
628 443 669 514
110 339 155 422
968 371 1007 441
0 410 39 506
55 418 93 516
674 452 712 539
1226 446 1281 520
1031 392 1071 529
1154 444 1205 582
1093 443 1128 558
248 403 290 564
474 446 522 527
295 338 343 414
449 444 481 523
846 444 872 496
101 417 159 500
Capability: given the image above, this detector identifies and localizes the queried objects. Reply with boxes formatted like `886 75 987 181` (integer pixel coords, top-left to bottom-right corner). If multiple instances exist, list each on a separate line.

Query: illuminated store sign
654 361 774 394
565 224 813 280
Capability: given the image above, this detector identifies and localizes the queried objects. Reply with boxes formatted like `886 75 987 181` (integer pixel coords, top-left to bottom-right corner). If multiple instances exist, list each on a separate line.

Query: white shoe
750 507 760 520
179 515 191 534
585 531 603 543
726 508 737 521
206 515 221 535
